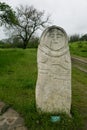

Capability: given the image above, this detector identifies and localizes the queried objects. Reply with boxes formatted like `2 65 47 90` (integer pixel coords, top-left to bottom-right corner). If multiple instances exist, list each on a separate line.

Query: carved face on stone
40 27 68 51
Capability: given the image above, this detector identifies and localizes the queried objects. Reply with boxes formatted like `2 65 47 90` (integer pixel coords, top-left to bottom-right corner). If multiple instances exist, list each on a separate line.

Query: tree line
69 34 87 43
0 2 87 48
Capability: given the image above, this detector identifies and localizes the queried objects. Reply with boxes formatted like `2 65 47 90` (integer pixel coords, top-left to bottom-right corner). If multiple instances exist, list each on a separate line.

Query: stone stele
36 25 71 115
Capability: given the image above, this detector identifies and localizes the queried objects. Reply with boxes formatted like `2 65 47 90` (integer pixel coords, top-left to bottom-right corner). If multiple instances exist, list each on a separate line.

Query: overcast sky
0 0 87 39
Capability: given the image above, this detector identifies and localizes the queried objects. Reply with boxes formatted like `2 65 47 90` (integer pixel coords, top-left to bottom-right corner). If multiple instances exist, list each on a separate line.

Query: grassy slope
69 41 87 129
69 41 87 57
0 48 87 130
72 67 87 129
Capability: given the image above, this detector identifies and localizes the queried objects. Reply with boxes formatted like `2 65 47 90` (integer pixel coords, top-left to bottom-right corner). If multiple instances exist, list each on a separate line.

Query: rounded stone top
40 25 68 40
40 25 68 51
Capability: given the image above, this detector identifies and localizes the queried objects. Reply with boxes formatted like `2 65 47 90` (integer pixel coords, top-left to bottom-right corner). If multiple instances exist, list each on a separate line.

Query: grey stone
36 25 71 115
3 108 19 118
6 117 18 125
0 122 9 130
8 117 24 129
15 126 27 130
0 116 6 126
0 102 28 130
0 102 5 114
0 116 5 122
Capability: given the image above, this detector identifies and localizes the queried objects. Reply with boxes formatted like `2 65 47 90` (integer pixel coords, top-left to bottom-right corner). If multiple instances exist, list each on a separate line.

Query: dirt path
71 56 87 73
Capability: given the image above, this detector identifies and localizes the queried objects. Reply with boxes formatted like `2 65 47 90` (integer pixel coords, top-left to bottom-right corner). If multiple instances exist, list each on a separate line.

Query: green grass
0 48 87 130
72 66 87 129
69 41 87 57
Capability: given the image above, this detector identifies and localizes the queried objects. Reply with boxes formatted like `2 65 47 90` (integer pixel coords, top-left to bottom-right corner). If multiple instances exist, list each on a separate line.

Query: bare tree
11 5 50 49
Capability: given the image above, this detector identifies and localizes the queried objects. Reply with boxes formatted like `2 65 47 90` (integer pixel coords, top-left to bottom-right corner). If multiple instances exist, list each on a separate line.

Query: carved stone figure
36 26 71 115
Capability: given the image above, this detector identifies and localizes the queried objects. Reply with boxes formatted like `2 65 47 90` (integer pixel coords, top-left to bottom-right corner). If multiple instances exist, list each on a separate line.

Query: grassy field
0 48 87 130
69 41 87 57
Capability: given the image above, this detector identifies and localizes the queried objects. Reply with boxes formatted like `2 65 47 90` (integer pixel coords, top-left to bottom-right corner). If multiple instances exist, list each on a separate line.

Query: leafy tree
0 2 18 26
80 34 87 41
69 34 80 42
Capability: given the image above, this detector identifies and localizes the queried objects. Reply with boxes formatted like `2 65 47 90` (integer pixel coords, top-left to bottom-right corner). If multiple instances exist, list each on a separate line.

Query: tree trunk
23 44 27 49
23 41 28 49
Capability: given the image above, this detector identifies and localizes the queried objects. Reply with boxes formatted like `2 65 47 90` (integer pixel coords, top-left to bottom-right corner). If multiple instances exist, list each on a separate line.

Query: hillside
69 41 87 57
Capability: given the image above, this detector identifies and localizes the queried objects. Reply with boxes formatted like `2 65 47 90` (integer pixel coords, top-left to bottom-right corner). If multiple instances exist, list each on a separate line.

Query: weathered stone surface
3 108 19 117
36 25 71 115
6 117 17 125
8 117 24 129
0 116 6 126
0 101 6 114
15 126 27 130
0 102 28 130
0 122 9 130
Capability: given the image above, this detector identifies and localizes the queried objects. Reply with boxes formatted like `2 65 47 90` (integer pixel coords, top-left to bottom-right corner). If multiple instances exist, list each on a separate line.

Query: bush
11 42 24 48
0 43 12 48
27 37 39 48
